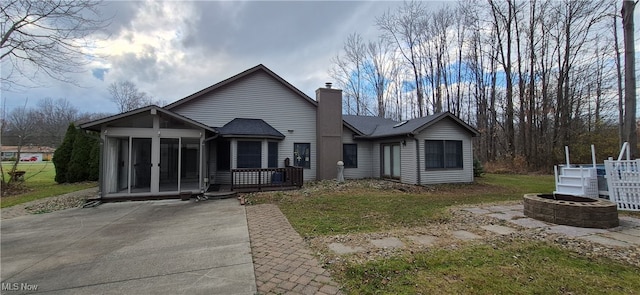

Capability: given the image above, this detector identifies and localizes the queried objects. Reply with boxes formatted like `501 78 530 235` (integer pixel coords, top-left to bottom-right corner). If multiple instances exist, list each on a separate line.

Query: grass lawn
249 174 555 236
247 174 640 294
1 162 96 208
338 240 640 294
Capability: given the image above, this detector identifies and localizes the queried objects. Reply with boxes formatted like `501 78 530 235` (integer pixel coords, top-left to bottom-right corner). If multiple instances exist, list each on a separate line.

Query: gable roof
344 112 479 139
217 118 285 139
164 64 318 110
80 105 217 133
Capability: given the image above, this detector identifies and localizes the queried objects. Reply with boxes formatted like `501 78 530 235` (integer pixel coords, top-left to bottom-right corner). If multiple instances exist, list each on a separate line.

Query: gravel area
1 187 98 219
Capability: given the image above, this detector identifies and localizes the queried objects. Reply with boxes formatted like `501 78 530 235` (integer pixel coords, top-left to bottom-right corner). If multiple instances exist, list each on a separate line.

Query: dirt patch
1 182 33 197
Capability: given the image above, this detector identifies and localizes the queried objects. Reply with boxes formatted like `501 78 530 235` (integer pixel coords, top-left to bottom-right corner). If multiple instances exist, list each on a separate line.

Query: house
1 146 55 161
81 64 478 200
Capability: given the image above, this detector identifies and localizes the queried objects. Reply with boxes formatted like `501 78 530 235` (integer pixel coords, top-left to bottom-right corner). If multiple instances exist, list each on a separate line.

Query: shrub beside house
53 123 99 183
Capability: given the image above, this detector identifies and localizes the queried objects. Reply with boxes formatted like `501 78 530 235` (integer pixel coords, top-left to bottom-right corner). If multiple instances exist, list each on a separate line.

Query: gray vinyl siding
400 139 417 185
416 119 474 184
171 71 317 181
372 143 380 178
342 127 374 179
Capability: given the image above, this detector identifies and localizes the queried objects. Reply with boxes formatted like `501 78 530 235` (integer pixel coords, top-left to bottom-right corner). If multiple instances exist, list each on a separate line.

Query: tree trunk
622 0 637 156
614 5 625 147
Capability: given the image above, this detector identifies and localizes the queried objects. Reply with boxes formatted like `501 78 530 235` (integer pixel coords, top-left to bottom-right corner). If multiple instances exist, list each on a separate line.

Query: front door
159 138 179 192
131 138 152 193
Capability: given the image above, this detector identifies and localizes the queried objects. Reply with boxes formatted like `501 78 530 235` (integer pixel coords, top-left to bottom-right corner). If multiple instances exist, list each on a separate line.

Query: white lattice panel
604 159 640 211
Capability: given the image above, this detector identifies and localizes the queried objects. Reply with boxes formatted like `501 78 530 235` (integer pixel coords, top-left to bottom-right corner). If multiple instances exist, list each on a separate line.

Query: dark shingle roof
216 118 285 139
343 115 398 136
343 112 479 139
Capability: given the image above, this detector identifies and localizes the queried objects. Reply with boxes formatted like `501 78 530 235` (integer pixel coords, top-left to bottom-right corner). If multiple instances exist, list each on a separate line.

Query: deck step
558 176 587 185
559 167 597 177
203 191 238 200
555 184 585 195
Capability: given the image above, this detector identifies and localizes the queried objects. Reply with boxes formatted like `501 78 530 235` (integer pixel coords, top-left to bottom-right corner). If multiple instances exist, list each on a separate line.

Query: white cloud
2 1 407 114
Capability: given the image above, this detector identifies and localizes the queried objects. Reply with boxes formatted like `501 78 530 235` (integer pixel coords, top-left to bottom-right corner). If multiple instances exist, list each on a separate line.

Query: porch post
200 134 204 192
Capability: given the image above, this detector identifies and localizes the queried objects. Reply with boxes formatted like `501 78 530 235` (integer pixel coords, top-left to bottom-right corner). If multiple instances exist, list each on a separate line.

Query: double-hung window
425 140 463 169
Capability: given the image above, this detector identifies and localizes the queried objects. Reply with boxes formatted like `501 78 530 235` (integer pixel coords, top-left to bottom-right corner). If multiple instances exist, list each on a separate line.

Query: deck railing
231 166 303 191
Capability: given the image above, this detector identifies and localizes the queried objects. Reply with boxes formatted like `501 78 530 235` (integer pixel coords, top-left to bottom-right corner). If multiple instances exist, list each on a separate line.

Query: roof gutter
218 134 285 140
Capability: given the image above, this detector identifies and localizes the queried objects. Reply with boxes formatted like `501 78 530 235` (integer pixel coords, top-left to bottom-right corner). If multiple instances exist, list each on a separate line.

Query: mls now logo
1 282 39 291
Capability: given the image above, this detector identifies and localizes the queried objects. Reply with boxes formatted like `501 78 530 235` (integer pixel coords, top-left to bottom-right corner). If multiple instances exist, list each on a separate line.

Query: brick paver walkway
246 204 342 295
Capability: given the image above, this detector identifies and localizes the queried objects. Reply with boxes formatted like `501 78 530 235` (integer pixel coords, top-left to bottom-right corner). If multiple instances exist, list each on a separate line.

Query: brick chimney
316 83 343 180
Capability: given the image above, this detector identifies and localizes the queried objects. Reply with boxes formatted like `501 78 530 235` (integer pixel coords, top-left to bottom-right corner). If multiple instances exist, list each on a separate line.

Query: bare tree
488 0 516 158
326 0 622 170
108 81 154 113
377 1 428 117
364 37 395 117
1 104 39 185
1 0 108 90
330 33 368 115
35 97 78 147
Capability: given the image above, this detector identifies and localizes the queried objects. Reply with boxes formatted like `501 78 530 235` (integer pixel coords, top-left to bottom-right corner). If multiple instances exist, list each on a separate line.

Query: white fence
604 159 640 211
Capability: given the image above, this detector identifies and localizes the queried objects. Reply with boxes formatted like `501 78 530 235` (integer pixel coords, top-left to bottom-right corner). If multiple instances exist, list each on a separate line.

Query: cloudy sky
2 0 419 114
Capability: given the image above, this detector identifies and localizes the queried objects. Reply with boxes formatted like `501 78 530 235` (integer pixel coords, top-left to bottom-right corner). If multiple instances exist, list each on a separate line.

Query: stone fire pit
523 193 619 229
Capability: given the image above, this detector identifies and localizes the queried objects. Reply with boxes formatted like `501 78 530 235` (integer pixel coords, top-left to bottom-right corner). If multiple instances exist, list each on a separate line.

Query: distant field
1 161 96 208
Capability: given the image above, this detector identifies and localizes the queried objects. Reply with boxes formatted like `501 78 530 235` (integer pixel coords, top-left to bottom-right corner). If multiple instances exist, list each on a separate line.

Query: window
237 141 262 168
343 144 358 168
293 143 311 169
425 140 463 169
268 142 278 168
217 141 230 170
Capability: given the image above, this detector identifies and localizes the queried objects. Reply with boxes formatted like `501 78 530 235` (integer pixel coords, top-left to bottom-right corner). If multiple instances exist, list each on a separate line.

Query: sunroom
81 106 216 199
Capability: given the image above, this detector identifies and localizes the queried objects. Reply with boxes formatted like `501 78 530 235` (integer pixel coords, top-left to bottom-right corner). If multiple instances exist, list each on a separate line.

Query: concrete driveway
1 198 256 294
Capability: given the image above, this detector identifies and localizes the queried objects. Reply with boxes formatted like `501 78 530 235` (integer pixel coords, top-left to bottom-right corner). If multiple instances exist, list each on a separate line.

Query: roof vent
325 82 332 89
393 121 408 128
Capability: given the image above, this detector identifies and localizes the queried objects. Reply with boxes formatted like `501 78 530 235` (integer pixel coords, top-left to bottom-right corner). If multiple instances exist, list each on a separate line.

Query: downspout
98 135 104 200
414 136 421 186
